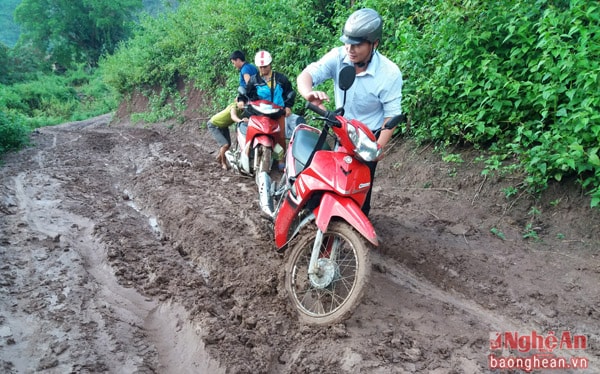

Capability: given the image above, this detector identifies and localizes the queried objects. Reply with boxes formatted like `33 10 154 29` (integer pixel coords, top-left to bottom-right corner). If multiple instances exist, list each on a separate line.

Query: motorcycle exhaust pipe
257 171 274 218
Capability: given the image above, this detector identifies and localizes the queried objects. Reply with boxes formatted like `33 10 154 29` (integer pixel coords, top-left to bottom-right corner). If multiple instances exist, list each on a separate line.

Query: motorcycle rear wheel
284 221 371 325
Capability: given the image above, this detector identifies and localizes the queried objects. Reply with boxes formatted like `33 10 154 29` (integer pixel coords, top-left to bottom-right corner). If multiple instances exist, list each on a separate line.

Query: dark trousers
207 121 231 147
362 160 377 217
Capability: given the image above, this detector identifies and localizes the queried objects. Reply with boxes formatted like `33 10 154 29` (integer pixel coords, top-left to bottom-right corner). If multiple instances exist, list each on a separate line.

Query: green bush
101 0 337 110
0 111 30 153
100 0 600 207
392 0 600 207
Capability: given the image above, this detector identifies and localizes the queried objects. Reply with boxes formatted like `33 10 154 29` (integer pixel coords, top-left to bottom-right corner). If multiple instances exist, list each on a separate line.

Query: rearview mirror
338 65 356 91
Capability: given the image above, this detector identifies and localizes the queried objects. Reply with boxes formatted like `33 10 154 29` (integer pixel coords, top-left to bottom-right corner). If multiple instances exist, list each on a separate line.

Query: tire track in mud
372 252 519 331
3 115 598 373
1 122 222 373
365 249 600 372
130 122 599 372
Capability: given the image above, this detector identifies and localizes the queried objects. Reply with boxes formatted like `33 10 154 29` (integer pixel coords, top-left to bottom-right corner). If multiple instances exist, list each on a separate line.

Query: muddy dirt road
1 114 599 373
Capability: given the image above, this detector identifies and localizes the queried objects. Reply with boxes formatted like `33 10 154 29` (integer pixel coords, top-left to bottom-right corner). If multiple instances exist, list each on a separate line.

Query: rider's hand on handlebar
305 91 330 110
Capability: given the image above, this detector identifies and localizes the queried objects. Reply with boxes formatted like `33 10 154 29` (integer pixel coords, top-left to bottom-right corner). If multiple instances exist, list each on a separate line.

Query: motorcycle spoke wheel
285 222 371 325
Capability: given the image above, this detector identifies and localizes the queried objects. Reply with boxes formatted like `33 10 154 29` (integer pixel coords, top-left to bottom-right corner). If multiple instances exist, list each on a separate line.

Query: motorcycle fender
240 150 250 172
315 193 379 246
253 135 274 148
274 194 300 249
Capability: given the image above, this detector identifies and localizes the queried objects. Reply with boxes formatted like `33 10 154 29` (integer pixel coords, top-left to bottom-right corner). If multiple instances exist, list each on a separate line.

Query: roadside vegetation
1 0 599 207
0 0 173 154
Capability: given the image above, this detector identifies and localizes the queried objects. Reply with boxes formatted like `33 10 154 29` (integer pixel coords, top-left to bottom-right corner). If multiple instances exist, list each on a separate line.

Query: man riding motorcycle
246 50 296 170
297 8 403 216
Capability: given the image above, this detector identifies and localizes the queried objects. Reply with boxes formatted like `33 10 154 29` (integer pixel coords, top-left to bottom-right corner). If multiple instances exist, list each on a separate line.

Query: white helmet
255 50 272 67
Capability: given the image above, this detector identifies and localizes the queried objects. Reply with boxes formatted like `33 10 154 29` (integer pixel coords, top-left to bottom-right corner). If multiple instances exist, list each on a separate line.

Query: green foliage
101 0 338 108
0 0 173 157
15 0 144 67
7 77 79 119
0 66 120 129
0 44 9 83
391 0 600 208
141 0 179 16
490 227 506 240
523 223 541 241
0 111 30 153
70 67 121 121
441 153 464 164
1 43 48 84
100 0 600 208
502 186 519 199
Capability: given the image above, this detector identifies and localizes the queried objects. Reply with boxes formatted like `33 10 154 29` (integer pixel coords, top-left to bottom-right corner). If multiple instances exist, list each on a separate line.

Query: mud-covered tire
254 146 272 185
284 221 371 325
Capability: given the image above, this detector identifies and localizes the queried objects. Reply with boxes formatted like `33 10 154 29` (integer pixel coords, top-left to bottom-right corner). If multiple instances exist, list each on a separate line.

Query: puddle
124 196 162 237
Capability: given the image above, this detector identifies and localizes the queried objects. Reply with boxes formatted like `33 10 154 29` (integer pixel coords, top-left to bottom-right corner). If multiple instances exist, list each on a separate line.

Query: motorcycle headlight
347 123 381 162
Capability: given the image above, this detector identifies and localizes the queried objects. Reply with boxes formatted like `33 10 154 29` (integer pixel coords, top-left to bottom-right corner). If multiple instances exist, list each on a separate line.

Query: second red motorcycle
224 98 285 184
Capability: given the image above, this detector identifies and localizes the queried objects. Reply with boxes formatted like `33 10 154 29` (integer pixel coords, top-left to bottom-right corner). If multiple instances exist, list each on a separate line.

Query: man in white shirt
297 8 403 216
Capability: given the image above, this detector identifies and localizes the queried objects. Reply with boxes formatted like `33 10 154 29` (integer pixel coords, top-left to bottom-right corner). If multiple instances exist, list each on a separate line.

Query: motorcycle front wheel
284 221 371 325
254 145 272 184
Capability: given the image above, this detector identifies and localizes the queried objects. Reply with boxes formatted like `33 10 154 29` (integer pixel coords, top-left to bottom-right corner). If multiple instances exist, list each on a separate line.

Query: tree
15 0 143 68
1 42 48 84
0 43 9 84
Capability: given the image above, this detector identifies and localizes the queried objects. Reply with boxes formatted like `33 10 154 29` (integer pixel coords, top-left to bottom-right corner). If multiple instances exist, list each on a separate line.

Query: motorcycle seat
292 129 330 174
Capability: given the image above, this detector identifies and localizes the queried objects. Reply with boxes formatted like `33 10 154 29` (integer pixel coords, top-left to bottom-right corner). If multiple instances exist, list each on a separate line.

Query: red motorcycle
224 98 285 184
256 66 404 325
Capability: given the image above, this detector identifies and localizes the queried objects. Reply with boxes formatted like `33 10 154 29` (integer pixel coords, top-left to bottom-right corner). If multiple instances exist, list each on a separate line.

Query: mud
0 112 599 373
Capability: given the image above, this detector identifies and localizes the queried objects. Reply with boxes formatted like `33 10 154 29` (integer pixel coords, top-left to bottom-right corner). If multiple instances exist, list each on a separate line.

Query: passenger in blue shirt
297 8 403 216
229 50 258 88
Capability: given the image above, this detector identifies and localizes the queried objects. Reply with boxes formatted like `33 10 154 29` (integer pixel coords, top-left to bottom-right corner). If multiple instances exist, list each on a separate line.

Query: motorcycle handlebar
305 102 341 128
305 102 327 117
